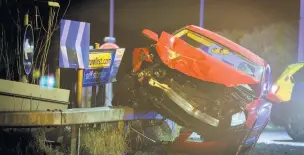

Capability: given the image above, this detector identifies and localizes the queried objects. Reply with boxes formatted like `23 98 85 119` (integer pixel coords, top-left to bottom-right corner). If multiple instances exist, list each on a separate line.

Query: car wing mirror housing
142 29 159 42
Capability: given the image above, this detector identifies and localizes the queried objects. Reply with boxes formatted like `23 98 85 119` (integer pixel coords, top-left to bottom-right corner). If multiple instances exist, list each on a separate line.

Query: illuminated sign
83 48 125 87
89 52 112 68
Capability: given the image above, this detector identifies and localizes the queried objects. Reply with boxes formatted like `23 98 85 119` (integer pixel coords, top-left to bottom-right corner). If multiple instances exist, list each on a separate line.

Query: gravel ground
249 143 304 155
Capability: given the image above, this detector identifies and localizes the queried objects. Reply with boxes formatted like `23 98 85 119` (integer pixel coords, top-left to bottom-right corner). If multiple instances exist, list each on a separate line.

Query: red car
115 25 278 154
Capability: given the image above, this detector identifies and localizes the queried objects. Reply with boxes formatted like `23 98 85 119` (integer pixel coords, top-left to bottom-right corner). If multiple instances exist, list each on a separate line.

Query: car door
255 65 272 128
244 65 272 145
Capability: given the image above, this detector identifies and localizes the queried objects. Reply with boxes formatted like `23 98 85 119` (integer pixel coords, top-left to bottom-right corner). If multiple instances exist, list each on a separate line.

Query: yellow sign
89 52 112 68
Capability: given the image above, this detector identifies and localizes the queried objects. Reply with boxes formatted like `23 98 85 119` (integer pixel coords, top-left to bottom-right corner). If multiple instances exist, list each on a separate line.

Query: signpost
99 37 119 107
23 24 35 76
22 13 34 83
299 0 304 62
58 16 125 154
82 48 125 87
59 19 90 155
200 0 205 27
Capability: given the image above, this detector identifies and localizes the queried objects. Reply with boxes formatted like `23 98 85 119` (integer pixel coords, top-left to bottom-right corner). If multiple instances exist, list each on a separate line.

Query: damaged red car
115 25 277 154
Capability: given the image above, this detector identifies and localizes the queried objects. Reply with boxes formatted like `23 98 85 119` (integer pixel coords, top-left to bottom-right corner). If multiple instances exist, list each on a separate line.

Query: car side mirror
142 29 159 42
265 91 281 104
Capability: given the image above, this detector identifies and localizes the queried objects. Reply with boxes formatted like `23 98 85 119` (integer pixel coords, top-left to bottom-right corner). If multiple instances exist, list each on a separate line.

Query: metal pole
105 0 115 106
109 0 124 135
110 0 114 37
199 0 205 28
298 0 304 62
91 43 99 107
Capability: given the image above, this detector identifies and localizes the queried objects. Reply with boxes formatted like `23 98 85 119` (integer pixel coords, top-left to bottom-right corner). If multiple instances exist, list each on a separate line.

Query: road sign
82 48 125 87
89 51 112 68
23 24 34 75
59 19 90 69
99 39 120 107
108 48 125 81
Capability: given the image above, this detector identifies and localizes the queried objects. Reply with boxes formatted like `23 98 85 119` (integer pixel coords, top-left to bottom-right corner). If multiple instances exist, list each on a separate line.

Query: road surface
250 130 304 155
258 130 304 147
136 130 304 155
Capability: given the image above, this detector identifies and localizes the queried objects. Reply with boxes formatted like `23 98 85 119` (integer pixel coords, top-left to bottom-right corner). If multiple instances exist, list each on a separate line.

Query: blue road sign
23 24 35 75
59 19 90 69
82 48 125 87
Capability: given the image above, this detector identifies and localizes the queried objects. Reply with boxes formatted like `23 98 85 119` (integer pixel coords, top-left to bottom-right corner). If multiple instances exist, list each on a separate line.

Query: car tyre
285 112 304 141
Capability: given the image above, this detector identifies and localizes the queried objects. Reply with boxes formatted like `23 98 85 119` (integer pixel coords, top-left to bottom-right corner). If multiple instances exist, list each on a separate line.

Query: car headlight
231 111 246 126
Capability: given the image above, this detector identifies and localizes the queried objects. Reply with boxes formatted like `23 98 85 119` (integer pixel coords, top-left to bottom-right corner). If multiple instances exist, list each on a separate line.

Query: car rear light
271 85 280 94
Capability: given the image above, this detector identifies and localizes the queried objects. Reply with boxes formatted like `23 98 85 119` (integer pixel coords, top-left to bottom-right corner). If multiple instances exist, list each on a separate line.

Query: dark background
66 0 299 47
0 0 301 86
64 0 300 79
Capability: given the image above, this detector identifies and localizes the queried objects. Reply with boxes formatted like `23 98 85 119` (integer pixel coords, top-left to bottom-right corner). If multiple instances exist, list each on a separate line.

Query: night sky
63 0 300 77
66 0 300 47
0 0 301 82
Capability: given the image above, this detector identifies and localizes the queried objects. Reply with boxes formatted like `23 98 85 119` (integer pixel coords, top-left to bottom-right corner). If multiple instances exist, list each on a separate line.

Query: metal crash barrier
0 106 161 127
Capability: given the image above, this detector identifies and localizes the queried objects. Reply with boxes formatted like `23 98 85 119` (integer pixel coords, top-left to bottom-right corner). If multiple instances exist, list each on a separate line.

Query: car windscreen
174 29 264 82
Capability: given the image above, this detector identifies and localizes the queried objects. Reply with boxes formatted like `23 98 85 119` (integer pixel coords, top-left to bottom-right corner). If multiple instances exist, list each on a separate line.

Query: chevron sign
59 19 90 69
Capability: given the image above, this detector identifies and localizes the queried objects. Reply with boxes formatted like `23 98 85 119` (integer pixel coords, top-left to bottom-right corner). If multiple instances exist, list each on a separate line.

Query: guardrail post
71 69 83 155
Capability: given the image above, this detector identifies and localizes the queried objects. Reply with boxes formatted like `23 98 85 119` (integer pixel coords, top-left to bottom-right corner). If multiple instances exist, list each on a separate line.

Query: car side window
293 67 304 83
263 65 271 94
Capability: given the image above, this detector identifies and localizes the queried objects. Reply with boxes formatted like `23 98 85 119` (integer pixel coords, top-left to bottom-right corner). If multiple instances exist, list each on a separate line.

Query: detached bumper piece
148 78 219 127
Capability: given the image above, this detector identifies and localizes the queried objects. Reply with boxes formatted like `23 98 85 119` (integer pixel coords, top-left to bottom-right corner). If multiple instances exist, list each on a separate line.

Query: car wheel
285 113 304 141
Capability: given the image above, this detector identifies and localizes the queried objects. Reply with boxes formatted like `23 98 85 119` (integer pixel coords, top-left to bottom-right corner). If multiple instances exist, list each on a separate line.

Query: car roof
184 25 266 67
288 62 304 65
287 62 304 68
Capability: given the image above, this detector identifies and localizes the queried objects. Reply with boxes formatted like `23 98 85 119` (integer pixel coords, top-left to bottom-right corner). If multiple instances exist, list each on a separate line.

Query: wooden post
55 68 60 88
76 69 83 108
